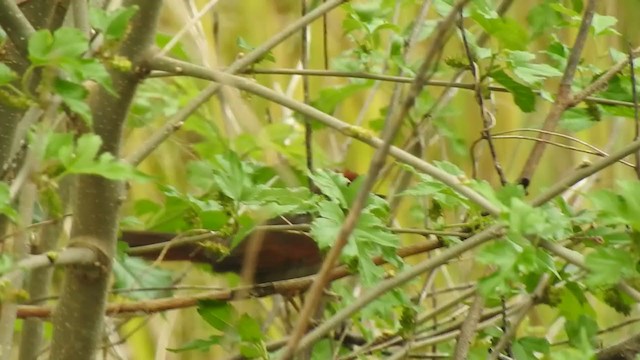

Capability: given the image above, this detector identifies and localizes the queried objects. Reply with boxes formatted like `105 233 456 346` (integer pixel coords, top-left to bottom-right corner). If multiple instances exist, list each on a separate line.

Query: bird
121 214 322 283
120 170 369 283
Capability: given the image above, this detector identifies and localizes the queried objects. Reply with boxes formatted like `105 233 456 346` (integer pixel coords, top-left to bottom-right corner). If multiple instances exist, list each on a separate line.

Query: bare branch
452 293 485 360
518 0 596 187
126 0 348 166
0 0 35 57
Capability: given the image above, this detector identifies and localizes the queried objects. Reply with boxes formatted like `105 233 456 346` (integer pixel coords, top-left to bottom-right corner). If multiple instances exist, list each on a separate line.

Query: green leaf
558 282 596 321
65 58 114 95
471 11 529 50
53 78 91 123
506 198 549 239
311 201 349 251
356 243 386 285
0 63 17 85
591 13 619 36
28 30 54 64
589 181 640 231
212 152 251 201
197 300 235 332
0 182 17 221
112 255 173 300
28 28 88 66
311 339 333 360
507 51 563 85
585 248 637 286
0 253 13 275
236 37 275 63
559 107 599 132
490 70 536 112
477 269 514 297
105 6 139 40
548 3 580 18
237 314 263 342
476 239 518 269
527 2 564 38
564 315 598 349
167 336 222 353
310 81 371 115
512 337 550 360
56 134 149 181
309 170 349 208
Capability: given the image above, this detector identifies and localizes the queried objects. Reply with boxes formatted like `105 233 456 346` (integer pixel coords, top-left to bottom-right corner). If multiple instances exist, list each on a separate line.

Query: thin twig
0 182 35 360
16 237 445 319
570 46 640 107
147 56 502 215
486 135 634 168
301 0 314 184
126 0 348 166
630 43 640 179
151 67 640 109
458 11 506 185
518 0 596 187
452 292 485 359
281 2 471 356
488 274 550 360
531 137 640 207
293 224 504 356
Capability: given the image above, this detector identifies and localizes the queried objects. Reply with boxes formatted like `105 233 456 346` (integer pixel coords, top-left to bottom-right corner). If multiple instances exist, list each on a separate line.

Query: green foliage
0 182 18 221
27 27 112 122
0 63 17 85
43 133 148 181
9 1 640 358
471 9 528 51
489 70 536 112
512 337 550 360
310 169 402 285
505 50 563 85
169 300 267 358
89 6 139 42
112 255 173 300
236 37 275 64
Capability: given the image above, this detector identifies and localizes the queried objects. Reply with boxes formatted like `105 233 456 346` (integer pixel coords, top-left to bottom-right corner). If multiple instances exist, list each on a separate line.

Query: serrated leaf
57 134 149 181
53 78 91 123
212 152 250 201
309 170 349 207
29 28 87 65
585 248 637 286
507 51 563 85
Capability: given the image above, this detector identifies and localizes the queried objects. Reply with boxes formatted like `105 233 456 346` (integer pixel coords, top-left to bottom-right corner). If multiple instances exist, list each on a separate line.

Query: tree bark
49 1 161 359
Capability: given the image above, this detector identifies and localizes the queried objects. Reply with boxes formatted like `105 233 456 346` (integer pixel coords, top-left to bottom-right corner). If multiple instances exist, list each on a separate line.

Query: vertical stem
49 1 161 359
0 182 35 360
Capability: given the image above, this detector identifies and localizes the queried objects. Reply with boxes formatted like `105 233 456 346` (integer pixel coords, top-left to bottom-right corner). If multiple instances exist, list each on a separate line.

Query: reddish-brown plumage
121 215 322 282
122 170 364 282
